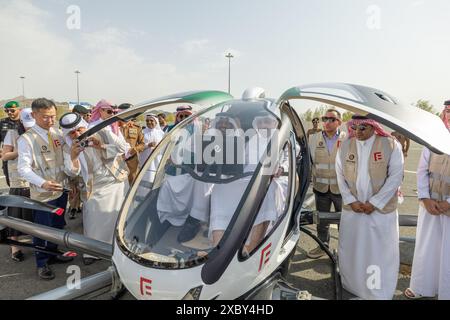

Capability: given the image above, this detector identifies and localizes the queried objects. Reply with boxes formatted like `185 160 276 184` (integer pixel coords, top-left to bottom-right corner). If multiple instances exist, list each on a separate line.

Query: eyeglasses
40 115 57 121
351 124 371 131
321 117 337 123
5 109 18 114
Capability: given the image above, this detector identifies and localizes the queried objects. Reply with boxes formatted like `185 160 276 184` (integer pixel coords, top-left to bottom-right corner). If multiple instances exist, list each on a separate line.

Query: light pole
20 76 25 101
225 53 234 94
75 70 81 104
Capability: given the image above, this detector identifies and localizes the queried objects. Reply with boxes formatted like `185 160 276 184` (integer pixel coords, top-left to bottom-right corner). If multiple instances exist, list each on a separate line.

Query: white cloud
181 39 209 54
79 27 181 103
0 0 74 100
0 0 201 105
411 1 425 7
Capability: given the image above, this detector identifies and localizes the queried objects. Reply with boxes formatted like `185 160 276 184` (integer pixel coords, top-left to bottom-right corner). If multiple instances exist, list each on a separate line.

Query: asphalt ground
0 141 425 300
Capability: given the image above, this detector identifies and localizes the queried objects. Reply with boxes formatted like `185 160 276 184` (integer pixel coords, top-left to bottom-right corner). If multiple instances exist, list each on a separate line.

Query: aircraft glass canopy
116 100 289 269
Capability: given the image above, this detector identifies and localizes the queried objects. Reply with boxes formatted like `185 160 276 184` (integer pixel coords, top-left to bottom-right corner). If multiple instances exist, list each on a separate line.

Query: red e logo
374 152 383 162
140 277 152 296
259 243 272 272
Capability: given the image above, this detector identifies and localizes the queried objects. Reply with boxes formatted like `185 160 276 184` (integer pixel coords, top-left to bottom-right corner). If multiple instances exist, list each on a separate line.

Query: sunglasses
5 109 18 114
322 117 337 123
177 114 191 120
102 108 118 115
351 124 371 131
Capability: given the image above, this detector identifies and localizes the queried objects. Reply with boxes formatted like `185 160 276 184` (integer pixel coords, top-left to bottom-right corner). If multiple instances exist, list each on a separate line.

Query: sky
0 0 449 110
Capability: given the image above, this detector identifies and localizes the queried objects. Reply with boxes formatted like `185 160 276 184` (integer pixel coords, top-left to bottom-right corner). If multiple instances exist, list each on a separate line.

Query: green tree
414 99 439 116
301 109 314 122
342 111 354 122
301 105 328 122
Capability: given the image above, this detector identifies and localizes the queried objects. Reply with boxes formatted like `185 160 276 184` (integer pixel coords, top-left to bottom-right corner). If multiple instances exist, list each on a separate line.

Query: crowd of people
0 99 172 279
0 97 448 301
307 102 450 300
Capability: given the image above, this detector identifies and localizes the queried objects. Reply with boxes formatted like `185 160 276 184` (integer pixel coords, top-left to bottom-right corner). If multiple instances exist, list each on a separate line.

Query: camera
79 139 92 148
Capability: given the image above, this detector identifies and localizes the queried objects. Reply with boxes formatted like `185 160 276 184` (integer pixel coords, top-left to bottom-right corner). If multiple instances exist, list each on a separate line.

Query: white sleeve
416 147 431 199
63 147 81 177
369 140 405 209
102 129 131 159
335 147 357 205
3 130 14 147
117 130 131 155
17 136 46 188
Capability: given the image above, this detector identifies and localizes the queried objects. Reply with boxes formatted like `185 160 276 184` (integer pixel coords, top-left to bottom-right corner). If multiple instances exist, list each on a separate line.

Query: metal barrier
0 215 112 259
28 267 115 300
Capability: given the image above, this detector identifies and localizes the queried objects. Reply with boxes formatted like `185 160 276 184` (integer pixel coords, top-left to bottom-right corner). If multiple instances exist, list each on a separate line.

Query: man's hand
437 201 450 213
148 142 157 148
273 167 284 178
361 202 376 215
350 201 365 213
70 140 84 160
89 136 104 150
422 198 443 215
41 181 63 192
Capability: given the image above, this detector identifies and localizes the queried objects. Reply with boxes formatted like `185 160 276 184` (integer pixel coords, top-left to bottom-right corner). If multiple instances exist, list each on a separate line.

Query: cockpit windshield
116 100 287 269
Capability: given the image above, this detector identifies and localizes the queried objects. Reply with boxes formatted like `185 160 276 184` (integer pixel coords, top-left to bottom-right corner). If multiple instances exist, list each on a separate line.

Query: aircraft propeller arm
277 82 450 155
0 195 62 215
78 90 233 141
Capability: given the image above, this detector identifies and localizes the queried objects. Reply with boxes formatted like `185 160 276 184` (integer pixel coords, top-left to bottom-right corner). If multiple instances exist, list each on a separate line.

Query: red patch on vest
374 152 383 162
337 140 341 148
53 139 61 148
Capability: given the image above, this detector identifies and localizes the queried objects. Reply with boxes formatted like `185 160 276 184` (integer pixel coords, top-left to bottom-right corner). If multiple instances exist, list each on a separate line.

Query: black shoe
178 216 201 243
83 257 97 265
48 255 74 265
69 209 76 220
37 264 55 280
76 208 82 214
11 251 24 262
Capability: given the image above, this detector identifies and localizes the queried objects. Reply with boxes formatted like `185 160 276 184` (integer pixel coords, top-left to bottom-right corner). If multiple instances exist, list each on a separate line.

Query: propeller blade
0 195 62 214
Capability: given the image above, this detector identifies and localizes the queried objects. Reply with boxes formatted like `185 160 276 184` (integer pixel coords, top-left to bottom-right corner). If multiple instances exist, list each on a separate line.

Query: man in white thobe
336 115 404 300
406 102 450 300
60 112 130 265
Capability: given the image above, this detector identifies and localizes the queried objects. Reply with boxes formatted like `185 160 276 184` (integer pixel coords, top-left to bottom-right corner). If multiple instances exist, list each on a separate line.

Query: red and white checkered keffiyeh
347 116 391 138
91 99 120 135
